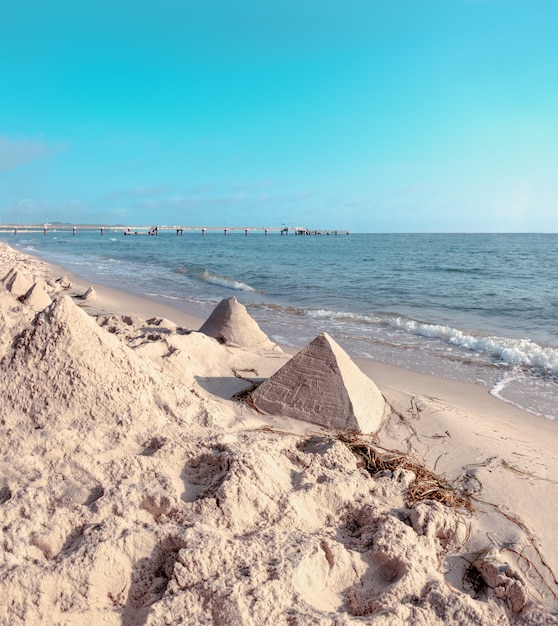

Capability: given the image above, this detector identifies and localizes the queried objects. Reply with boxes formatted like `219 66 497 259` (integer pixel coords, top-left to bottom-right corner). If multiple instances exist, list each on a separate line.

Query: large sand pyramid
250 332 384 433
199 296 280 351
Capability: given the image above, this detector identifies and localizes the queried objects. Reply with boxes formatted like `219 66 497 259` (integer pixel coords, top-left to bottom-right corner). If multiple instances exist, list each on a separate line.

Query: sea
3 229 557 421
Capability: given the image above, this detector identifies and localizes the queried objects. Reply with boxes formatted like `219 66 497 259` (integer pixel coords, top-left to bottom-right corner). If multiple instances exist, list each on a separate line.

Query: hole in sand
122 536 187 625
84 485 105 507
337 506 380 553
140 437 166 456
345 551 407 616
181 448 231 502
0 486 12 505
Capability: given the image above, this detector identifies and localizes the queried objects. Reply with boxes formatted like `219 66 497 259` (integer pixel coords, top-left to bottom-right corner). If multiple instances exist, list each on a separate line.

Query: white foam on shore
489 369 558 421
306 308 381 323
389 317 558 375
305 307 558 376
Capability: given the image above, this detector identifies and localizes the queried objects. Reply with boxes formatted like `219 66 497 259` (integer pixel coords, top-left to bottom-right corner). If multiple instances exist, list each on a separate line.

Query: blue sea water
3 229 558 420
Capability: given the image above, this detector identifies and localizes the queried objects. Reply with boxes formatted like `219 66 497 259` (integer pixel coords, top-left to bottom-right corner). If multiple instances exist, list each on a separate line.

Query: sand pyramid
82 286 98 300
199 296 280 351
25 279 52 310
3 267 33 298
250 332 384 433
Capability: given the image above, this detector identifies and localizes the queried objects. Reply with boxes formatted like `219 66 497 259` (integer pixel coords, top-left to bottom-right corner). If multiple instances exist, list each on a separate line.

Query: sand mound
251 332 385 433
1 295 191 429
55 275 72 289
199 296 280 351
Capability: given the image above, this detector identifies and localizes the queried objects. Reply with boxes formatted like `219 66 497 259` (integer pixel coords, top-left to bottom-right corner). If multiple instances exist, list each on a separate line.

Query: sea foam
389 317 558 375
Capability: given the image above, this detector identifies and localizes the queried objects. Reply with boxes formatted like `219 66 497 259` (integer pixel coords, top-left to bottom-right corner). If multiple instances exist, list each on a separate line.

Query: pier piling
0 224 349 237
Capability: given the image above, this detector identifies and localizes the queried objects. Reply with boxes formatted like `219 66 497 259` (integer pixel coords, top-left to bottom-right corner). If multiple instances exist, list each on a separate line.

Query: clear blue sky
1 0 557 232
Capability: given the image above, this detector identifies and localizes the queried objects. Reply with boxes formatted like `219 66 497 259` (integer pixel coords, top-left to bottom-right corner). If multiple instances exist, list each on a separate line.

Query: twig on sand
503 546 558 602
250 425 304 437
472 496 558 599
500 459 558 484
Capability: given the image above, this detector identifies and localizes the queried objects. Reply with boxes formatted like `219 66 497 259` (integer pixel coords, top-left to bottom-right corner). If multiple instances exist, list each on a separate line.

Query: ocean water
3 229 558 421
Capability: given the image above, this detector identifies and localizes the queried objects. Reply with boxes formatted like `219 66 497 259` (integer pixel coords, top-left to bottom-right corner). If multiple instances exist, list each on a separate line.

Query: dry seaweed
462 548 490 598
231 368 263 405
337 432 473 511
232 381 262 403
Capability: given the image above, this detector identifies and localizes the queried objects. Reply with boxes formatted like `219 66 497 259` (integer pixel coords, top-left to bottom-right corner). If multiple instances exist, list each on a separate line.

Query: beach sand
1 240 557 625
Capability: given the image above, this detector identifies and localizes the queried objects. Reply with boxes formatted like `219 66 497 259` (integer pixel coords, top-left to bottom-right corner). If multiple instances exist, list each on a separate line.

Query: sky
1 0 557 233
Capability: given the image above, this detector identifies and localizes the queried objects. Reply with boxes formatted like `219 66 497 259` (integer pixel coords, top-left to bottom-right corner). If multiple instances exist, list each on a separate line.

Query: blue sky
1 0 557 232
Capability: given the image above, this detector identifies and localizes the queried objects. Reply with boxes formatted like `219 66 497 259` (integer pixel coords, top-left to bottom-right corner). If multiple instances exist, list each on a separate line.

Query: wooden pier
1 224 350 236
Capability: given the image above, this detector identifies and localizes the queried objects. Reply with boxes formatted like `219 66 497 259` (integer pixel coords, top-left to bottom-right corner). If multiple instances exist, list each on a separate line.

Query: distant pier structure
1 224 349 236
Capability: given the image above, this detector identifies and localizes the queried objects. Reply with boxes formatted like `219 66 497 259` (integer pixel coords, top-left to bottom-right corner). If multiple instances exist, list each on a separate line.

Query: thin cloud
135 189 317 212
0 136 65 171
101 186 171 201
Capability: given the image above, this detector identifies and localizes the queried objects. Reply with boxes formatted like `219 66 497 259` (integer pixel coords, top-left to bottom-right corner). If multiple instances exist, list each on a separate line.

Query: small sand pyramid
3 268 33 298
250 332 384 433
25 280 52 310
82 286 97 300
199 296 280 351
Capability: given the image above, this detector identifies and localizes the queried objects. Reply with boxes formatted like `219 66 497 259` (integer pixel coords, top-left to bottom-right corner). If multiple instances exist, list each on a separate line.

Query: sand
0 239 557 625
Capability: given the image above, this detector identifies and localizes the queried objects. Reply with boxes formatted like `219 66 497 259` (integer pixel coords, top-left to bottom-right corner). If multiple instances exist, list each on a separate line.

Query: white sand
0 240 557 625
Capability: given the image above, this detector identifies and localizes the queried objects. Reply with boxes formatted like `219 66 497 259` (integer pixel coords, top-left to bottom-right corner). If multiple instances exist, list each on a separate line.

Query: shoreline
16 240 553 426
1 239 557 624
10 239 553 423
6 230 557 423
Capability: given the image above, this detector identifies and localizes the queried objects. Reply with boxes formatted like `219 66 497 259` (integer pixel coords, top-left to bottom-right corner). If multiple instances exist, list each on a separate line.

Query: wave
252 305 558 376
389 317 558 375
438 266 483 274
298 306 558 376
306 308 382 324
173 265 260 293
